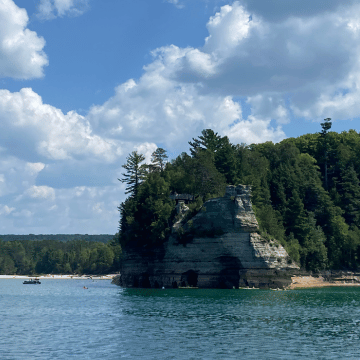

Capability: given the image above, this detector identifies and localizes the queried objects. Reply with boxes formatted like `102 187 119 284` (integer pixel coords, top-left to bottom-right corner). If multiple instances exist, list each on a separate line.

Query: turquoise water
1 280 360 359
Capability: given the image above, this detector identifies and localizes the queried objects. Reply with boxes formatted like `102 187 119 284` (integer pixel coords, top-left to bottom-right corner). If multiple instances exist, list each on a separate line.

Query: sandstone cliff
118 185 299 289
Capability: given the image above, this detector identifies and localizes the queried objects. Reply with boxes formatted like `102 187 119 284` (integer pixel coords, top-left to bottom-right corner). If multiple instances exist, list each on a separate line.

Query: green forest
119 119 360 272
0 238 121 275
0 234 114 243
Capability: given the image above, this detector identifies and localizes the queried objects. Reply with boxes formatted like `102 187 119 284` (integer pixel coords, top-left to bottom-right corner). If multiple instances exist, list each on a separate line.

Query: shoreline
287 275 360 289
4 274 359 289
0 274 118 280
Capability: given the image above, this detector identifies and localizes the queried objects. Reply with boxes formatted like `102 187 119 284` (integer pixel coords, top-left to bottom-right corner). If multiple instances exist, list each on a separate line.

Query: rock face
119 185 299 289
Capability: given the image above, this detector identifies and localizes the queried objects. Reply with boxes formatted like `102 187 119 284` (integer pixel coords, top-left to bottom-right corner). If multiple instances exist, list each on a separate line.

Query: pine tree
150 148 168 172
188 129 221 157
119 151 146 196
214 136 237 184
284 190 308 243
301 213 328 271
338 164 360 227
192 150 227 199
319 118 332 190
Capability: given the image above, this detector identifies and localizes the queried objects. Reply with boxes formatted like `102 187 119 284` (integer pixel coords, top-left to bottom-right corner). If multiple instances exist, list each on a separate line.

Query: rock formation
117 185 299 289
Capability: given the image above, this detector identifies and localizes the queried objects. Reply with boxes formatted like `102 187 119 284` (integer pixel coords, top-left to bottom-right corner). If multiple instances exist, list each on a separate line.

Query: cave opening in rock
140 273 151 288
184 270 198 287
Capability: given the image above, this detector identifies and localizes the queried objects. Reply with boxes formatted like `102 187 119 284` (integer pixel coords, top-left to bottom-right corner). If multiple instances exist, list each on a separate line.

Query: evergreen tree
136 173 175 244
149 148 168 172
214 136 237 184
338 164 360 227
189 129 222 157
301 213 328 271
284 190 308 243
119 151 146 196
192 150 227 199
319 118 332 190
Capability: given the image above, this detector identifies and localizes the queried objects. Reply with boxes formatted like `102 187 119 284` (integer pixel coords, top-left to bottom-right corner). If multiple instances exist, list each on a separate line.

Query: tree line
0 238 121 275
0 234 114 243
118 120 360 271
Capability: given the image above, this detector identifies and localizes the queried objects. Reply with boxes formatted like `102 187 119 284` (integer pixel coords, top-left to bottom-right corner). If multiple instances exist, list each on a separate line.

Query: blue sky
0 0 359 234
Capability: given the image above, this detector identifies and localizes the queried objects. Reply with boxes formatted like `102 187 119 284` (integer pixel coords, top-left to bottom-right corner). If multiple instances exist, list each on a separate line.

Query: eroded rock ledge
118 185 299 289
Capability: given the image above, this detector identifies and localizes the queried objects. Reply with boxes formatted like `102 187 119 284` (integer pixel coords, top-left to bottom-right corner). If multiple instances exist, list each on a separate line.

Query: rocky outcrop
119 185 299 289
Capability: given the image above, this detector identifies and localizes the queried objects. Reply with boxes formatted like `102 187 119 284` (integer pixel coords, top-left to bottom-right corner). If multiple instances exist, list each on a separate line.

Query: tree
284 190 308 243
149 148 168 172
119 151 146 196
301 213 328 271
320 118 332 190
119 172 175 247
337 164 360 227
189 129 222 157
192 150 227 199
136 173 175 244
214 136 237 184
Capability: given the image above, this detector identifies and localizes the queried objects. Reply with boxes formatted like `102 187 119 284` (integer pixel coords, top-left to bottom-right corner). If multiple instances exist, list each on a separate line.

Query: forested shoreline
0 234 114 243
0 238 121 275
119 120 360 272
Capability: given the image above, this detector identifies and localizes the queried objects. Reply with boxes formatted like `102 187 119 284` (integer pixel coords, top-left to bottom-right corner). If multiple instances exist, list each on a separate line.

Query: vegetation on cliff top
118 122 360 272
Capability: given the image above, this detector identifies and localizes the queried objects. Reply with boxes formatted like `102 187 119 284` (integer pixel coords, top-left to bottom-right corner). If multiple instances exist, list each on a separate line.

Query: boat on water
23 278 41 285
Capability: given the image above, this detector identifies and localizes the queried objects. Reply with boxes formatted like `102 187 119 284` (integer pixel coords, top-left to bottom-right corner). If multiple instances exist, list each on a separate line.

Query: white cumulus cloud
170 1 360 124
87 38 285 149
0 0 48 79
0 88 122 162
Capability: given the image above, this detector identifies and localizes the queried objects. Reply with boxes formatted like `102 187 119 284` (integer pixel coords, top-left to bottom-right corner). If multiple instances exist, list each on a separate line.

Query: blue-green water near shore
1 280 360 359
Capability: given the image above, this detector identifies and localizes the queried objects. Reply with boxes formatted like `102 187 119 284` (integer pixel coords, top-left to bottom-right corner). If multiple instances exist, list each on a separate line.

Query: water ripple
1 282 360 359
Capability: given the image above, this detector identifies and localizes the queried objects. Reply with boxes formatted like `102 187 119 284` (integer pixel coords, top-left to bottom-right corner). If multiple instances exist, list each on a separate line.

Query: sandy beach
288 275 360 289
0 274 118 280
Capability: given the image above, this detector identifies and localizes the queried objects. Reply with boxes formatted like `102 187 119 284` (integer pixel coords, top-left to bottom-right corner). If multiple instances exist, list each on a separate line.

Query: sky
0 0 360 235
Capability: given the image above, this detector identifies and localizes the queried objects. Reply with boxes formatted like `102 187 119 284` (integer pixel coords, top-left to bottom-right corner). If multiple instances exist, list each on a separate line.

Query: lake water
1 280 360 359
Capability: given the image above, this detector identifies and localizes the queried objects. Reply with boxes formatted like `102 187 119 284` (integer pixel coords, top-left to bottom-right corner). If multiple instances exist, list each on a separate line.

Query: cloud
0 155 32 197
165 0 184 9
177 2 354 95
92 1 360 147
0 185 122 234
25 162 46 175
25 185 56 200
167 1 360 123
0 0 48 79
87 43 284 150
135 143 158 163
0 150 125 233
228 116 285 144
239 0 358 22
0 88 123 162
0 204 15 215
86 0 360 151
36 0 89 20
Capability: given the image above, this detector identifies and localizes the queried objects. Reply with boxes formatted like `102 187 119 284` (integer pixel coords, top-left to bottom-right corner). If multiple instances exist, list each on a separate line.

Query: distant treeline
0 238 121 275
0 234 114 243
